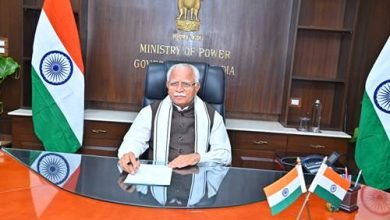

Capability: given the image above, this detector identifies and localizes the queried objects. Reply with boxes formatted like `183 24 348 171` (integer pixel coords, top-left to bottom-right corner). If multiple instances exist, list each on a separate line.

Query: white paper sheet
124 164 172 186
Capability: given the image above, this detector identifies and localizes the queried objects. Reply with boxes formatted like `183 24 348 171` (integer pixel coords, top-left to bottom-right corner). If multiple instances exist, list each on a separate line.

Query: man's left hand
168 153 200 168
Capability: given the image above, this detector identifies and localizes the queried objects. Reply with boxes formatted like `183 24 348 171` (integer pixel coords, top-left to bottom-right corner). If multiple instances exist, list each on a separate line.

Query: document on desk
124 164 173 186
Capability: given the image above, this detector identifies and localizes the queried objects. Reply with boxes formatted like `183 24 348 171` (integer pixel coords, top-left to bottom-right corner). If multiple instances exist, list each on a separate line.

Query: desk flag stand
295 157 328 220
263 156 351 220
263 157 307 216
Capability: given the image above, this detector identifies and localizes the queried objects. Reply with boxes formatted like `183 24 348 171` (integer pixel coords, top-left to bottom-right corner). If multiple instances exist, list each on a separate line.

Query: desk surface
4 148 289 209
1 148 389 219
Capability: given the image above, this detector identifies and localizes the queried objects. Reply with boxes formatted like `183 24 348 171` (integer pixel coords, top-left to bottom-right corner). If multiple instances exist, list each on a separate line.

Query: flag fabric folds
264 164 307 215
308 163 350 209
31 0 84 153
355 36 390 190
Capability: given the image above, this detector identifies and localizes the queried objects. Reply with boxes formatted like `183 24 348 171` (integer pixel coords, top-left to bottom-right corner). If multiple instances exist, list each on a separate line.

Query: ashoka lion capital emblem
176 0 201 32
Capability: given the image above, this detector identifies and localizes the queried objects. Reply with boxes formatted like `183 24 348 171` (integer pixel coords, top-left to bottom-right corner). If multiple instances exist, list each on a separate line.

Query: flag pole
296 191 311 220
296 156 328 220
305 199 312 220
296 156 311 220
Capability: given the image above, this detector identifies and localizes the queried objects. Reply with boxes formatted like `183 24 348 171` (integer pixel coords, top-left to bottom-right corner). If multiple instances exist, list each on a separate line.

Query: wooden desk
1 149 389 219
8 109 351 170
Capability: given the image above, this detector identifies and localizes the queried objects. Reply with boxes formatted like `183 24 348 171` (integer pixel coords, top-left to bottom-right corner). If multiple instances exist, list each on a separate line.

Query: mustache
173 92 186 97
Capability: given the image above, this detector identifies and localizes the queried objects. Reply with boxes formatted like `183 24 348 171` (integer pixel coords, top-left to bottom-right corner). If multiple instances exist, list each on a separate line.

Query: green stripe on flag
314 185 342 208
28 151 42 166
271 187 302 215
32 68 80 153
355 92 390 190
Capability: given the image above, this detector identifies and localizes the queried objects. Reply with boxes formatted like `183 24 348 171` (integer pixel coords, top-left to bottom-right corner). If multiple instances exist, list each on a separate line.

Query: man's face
167 66 200 108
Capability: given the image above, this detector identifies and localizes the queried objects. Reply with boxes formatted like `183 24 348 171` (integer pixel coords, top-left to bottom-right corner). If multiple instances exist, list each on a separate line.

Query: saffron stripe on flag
264 165 307 216
32 11 84 145
266 177 301 207
317 173 348 200
43 0 84 72
264 167 298 196
323 167 350 191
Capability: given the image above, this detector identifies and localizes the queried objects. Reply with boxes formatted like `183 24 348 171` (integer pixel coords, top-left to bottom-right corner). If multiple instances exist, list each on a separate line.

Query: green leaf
350 127 359 143
0 56 20 82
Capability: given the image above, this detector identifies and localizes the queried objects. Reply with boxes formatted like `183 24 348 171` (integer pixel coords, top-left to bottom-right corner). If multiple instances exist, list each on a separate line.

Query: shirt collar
173 104 189 111
173 101 194 112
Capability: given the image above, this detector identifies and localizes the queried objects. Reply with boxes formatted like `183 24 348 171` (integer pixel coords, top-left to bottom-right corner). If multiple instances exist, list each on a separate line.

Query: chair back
143 60 226 118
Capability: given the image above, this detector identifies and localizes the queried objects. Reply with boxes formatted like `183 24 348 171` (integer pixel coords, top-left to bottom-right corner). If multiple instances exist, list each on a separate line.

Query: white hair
166 63 200 83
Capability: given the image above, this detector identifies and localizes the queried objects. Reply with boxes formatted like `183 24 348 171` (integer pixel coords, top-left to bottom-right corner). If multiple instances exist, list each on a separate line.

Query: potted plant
0 55 20 114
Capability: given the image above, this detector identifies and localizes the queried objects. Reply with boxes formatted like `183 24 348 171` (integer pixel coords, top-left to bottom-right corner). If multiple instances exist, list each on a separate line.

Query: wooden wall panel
83 0 298 119
0 0 388 137
299 0 347 28
293 31 341 79
0 0 23 134
346 0 390 133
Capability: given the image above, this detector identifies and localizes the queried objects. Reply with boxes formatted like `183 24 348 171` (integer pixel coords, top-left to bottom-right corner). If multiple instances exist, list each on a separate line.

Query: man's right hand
119 152 140 175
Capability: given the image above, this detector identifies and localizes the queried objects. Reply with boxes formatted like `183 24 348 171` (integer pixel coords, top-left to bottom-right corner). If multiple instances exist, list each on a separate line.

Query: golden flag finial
296 157 301 165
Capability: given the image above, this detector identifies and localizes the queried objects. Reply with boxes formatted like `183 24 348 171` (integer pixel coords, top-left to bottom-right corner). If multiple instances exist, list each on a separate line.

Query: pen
127 158 139 166
354 170 362 188
345 167 349 182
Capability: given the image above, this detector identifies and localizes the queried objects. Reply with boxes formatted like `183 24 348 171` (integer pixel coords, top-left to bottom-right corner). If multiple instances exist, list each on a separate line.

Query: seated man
118 63 231 174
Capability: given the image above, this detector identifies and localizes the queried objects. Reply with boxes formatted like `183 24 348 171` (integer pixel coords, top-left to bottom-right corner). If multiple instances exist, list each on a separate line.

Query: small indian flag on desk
264 163 307 215
308 163 350 208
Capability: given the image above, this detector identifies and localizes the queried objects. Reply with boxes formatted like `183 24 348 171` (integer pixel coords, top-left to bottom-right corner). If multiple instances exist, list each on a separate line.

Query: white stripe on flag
267 177 301 207
32 11 84 143
317 175 347 200
309 163 327 192
365 37 390 139
297 164 307 193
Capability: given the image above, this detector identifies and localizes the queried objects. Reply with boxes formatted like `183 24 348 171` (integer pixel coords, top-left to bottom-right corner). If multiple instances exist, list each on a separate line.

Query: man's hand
168 153 200 168
119 152 140 174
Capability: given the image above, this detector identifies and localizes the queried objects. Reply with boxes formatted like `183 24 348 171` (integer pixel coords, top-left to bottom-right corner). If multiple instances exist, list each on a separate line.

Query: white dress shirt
118 105 232 165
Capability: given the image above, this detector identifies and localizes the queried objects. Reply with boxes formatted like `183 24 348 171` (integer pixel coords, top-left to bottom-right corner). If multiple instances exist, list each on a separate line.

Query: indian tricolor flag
355 36 390 190
31 0 84 153
308 163 350 208
264 164 307 215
